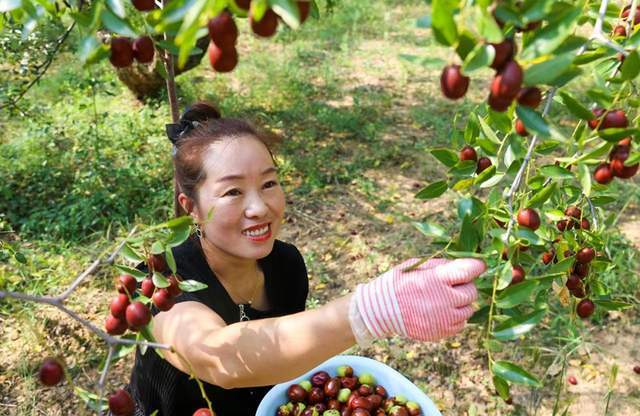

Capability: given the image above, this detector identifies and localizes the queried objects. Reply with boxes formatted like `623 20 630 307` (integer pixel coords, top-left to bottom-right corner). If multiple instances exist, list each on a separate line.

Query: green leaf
74 386 109 412
598 128 640 142
271 0 301 29
516 106 550 137
449 160 477 177
468 305 490 324
497 262 513 290
592 299 632 311
431 0 459 46
528 183 556 208
589 195 616 206
415 181 448 199
105 0 125 18
115 264 147 279
119 243 144 263
523 53 574 86
166 224 191 247
179 279 208 292
166 216 194 229
477 116 501 144
151 241 165 255
547 256 574 274
539 164 573 179
475 164 496 185
100 8 137 37
152 272 170 288
430 148 459 167
458 214 479 252
455 30 476 61
620 50 640 80
463 43 495 73
165 246 176 274
496 280 539 308
413 222 447 239
477 9 503 43
626 152 640 165
494 309 546 341
521 6 581 59
492 361 542 387
514 229 543 246
577 163 591 197
457 197 485 220
493 375 510 400
558 91 593 121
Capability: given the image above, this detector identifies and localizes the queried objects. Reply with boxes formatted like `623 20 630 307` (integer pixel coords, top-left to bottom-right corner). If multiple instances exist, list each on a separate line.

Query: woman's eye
223 189 241 197
264 180 278 189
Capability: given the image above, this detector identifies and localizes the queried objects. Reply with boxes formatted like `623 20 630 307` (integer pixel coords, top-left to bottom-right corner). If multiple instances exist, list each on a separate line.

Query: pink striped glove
348 258 485 346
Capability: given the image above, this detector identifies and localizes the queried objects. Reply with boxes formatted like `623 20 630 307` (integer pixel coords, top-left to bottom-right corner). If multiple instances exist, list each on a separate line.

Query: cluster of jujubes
278 366 422 416
589 110 638 184
109 36 156 68
459 145 492 174
208 1 310 73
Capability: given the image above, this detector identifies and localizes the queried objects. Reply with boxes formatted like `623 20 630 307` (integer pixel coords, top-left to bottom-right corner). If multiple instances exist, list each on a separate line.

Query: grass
2 0 640 414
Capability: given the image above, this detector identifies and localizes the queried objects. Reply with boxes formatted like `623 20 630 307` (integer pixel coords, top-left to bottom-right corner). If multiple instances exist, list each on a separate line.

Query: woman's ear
178 193 198 220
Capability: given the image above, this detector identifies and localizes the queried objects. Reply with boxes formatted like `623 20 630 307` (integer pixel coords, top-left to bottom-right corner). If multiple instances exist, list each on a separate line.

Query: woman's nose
244 192 269 218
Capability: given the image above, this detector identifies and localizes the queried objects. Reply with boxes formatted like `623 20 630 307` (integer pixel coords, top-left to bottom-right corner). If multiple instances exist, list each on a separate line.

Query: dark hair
171 102 280 218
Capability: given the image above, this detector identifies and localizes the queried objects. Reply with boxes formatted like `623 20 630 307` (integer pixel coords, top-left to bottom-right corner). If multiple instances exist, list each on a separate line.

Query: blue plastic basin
256 354 442 415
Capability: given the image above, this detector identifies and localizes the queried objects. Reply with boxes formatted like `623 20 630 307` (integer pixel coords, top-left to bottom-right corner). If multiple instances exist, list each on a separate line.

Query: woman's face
190 136 285 260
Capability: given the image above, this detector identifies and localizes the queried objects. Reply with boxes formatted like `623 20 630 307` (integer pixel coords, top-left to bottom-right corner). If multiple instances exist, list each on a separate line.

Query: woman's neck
198 236 260 291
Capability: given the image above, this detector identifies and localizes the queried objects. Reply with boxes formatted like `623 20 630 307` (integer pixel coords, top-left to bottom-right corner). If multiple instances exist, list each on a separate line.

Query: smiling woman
122 102 485 416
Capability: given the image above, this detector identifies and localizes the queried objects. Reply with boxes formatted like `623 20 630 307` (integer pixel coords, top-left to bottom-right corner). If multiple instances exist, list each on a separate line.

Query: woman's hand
348 258 486 346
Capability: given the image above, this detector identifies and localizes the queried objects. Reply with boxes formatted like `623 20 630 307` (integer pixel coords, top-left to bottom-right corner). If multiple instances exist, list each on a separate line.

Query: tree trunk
116 36 210 100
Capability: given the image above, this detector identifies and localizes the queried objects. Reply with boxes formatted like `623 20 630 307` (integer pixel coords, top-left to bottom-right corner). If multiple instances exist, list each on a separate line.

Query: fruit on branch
564 249 574 258
208 11 238 50
109 37 134 68
152 288 176 312
565 274 582 291
577 218 590 230
613 25 627 37
589 108 628 130
476 157 492 173
488 92 512 112
167 274 182 296
110 293 130 319
564 206 581 219
611 159 639 179
39 358 64 386
141 277 155 298
251 8 279 37
132 36 155 64
521 20 542 32
208 42 239 73
298 1 311 24
594 163 613 184
511 265 525 285
125 301 151 330
132 0 156 12
576 247 595 264
567 375 577 385
440 65 470 100
105 314 128 335
193 409 213 416
147 254 167 273
573 262 589 278
515 119 528 136
459 145 477 162
542 250 556 265
234 0 251 10
109 388 135 416
516 87 542 108
490 61 523 100
576 299 595 318
117 274 137 296
621 5 640 25
489 38 516 70
571 284 586 299
517 208 540 230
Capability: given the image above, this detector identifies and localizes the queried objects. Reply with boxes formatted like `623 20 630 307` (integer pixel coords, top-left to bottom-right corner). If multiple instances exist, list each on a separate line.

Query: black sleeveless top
127 235 309 416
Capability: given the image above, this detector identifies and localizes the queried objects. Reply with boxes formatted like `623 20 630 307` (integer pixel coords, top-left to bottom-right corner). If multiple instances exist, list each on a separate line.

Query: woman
126 103 485 415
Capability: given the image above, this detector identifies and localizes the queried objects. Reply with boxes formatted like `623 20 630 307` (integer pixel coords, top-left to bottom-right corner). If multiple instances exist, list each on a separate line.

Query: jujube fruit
564 206 581 219
511 265 525 285
141 278 155 298
110 293 130 319
105 314 128 335
110 37 134 68
152 288 176 312
611 159 639 179
208 11 238 50
208 42 239 73
193 409 213 416
613 25 627 37
167 274 182 296
490 38 516 70
568 375 577 385
288 384 307 402
516 87 542 108
251 8 279 37
459 145 477 162
594 163 613 184
117 274 137 296
476 157 492 173
490 61 523 100
573 262 589 278
565 274 582 290
515 119 528 136
147 254 167 273
132 36 155 64
440 65 470 100
488 93 512 112
125 301 151 330
39 358 64 386
298 1 311 24
576 247 595 264
517 208 540 230
132 0 155 12
576 299 595 318
109 388 135 416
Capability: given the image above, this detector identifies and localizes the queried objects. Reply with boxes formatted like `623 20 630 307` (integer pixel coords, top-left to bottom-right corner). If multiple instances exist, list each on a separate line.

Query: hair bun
181 102 221 123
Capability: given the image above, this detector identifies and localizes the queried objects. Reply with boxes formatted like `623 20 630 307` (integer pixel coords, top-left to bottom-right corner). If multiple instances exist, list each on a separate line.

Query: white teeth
243 225 269 237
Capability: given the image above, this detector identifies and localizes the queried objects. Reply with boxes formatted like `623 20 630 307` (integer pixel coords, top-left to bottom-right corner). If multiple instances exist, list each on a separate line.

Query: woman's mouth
241 224 272 242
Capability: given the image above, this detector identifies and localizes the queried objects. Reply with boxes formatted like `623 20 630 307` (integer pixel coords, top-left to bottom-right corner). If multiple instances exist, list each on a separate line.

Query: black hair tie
165 119 201 145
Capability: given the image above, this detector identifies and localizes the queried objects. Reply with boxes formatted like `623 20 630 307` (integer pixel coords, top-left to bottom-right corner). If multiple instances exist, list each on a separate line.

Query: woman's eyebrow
216 166 277 183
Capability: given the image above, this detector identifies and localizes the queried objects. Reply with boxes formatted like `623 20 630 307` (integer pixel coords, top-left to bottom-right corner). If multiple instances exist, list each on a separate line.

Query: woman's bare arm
152 294 355 389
